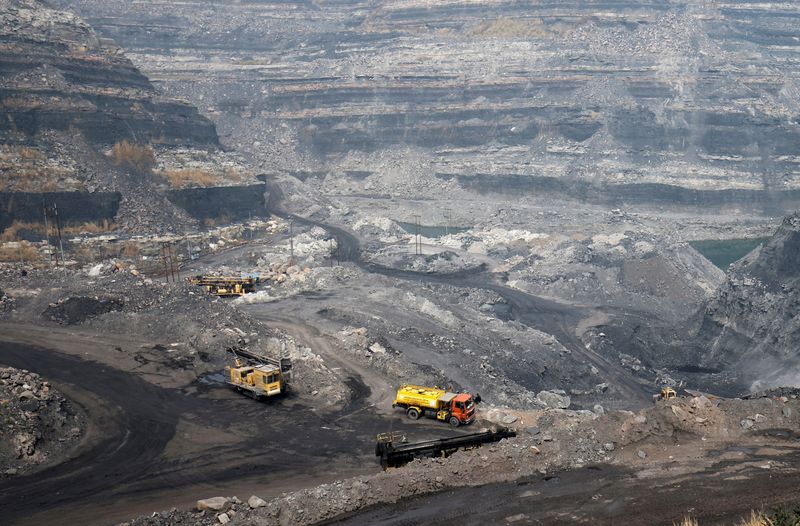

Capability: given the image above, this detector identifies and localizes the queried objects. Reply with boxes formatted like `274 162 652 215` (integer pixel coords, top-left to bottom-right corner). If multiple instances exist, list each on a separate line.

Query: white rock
248 495 267 509
197 497 230 512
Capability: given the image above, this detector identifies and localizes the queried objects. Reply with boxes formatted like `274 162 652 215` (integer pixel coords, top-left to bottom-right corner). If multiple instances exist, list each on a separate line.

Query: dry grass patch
0 220 115 242
0 221 39 242
674 518 699 526
159 168 217 188
17 147 42 160
110 140 156 172
61 219 116 235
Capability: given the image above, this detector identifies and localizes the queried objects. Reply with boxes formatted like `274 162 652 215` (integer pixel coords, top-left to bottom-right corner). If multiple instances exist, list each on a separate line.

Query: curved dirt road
0 339 417 526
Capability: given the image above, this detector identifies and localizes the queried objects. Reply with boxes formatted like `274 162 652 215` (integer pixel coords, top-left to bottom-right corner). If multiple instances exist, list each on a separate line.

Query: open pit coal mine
3 1 800 525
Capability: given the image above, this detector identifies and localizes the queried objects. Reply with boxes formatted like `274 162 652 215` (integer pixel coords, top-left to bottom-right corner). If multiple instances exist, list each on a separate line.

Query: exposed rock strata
52 0 800 212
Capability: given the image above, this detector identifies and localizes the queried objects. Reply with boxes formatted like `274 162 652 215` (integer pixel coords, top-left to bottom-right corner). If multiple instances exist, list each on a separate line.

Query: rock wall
690 211 800 390
166 184 268 222
0 191 121 230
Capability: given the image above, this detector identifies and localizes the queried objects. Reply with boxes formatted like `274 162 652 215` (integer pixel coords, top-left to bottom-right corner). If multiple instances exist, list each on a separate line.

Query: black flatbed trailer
375 428 516 469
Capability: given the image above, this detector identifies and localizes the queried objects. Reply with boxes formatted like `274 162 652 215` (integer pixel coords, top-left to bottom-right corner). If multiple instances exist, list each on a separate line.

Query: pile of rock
0 367 85 477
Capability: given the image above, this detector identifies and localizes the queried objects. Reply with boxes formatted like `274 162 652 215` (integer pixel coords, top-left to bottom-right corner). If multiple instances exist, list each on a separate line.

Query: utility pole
412 214 422 256
161 242 177 283
161 243 170 283
53 203 66 272
42 199 52 266
170 243 178 282
289 220 295 266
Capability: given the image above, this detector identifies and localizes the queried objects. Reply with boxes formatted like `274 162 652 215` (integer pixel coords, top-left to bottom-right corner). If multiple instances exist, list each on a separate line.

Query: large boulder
536 390 571 409
197 497 231 512
248 495 267 509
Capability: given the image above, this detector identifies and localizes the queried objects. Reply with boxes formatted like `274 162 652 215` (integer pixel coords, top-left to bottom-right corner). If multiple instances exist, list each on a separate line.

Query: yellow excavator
224 348 292 400
654 387 677 401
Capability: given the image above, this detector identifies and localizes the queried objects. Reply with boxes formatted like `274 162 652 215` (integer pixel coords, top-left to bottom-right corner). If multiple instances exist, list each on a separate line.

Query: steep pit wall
0 191 121 231
165 184 268 223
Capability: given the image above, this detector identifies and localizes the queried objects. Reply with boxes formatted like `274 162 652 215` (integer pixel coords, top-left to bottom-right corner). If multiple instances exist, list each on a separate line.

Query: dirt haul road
266 184 653 407
0 335 451 526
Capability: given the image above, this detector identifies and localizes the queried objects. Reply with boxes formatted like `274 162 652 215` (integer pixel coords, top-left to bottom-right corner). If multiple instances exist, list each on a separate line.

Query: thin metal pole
289 220 294 265
54 204 65 271
162 243 170 283
43 200 52 266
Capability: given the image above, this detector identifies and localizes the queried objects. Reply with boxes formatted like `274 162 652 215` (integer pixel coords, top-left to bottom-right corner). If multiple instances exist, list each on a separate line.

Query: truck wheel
449 416 460 427
407 408 420 420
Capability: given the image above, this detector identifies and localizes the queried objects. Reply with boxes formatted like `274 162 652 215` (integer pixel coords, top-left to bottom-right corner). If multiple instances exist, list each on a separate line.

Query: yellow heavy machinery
188 275 256 296
654 387 677 401
224 348 292 400
225 359 286 399
392 385 479 427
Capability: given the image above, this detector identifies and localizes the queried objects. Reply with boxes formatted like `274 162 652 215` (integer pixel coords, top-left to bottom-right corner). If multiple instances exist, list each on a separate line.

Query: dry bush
61 220 116 235
17 147 42 160
69 244 96 264
0 242 41 262
674 518 699 526
0 221 39 242
110 140 156 172
159 168 217 188
121 241 140 258
39 180 58 192
740 511 773 526
223 167 244 182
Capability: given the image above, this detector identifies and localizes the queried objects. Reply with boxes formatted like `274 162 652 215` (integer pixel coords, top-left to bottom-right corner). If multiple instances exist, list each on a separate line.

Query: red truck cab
445 392 476 425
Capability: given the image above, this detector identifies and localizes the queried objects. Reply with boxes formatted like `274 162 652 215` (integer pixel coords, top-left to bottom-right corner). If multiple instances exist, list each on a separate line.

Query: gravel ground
121 392 800 526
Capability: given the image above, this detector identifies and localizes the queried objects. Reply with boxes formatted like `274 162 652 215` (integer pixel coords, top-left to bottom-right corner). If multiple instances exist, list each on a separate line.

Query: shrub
121 241 140 258
0 242 41 262
767 506 800 526
110 141 156 172
0 221 38 242
17 147 42 160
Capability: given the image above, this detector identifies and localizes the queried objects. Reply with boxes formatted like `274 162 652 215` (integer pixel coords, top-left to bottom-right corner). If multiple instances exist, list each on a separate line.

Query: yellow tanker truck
392 384 479 427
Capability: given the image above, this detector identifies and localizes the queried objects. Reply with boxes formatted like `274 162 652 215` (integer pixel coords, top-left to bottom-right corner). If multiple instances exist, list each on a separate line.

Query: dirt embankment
0 366 85 478
121 393 800 526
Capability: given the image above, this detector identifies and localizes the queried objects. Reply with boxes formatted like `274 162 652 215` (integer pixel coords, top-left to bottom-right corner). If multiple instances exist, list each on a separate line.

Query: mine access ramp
375 428 516 469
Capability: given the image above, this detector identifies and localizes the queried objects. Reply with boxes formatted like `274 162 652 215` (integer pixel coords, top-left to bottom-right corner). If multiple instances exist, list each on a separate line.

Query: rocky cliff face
693 211 800 390
49 0 800 212
0 0 264 233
